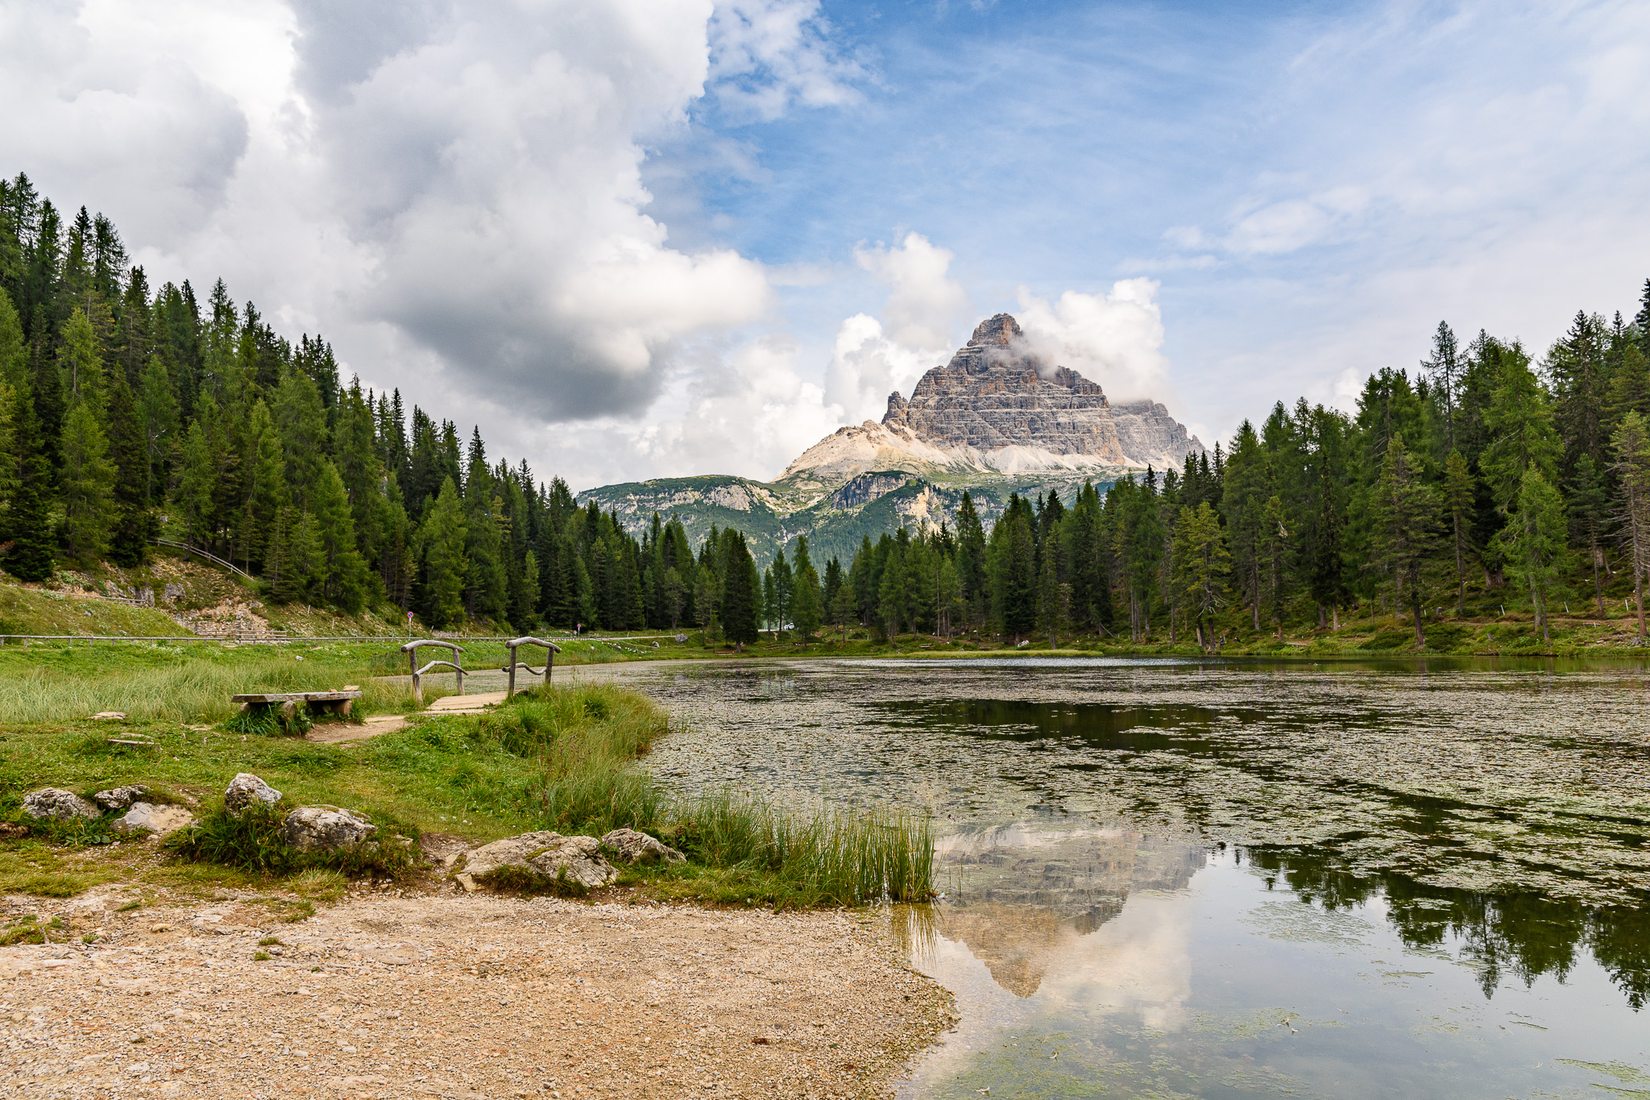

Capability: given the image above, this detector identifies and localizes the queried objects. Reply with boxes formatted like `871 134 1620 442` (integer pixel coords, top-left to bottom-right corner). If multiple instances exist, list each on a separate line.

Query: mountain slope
579 313 1203 564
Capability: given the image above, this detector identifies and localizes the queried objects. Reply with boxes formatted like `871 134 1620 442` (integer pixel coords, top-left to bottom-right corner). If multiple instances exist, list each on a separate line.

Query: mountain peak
970 313 1022 347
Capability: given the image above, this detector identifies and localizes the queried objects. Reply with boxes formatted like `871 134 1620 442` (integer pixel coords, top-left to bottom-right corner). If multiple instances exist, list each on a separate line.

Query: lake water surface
572 657 1650 1098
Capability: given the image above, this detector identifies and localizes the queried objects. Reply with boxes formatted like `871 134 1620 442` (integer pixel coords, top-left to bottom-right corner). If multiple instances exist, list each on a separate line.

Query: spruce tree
59 399 117 564
717 530 760 645
1171 501 1230 651
416 478 468 628
104 366 152 566
790 537 823 641
1370 436 1440 647
1611 412 1650 643
3 386 54 581
1492 466 1569 647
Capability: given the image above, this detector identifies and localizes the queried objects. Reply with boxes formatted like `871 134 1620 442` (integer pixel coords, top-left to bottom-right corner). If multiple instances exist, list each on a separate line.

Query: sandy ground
0 887 953 1099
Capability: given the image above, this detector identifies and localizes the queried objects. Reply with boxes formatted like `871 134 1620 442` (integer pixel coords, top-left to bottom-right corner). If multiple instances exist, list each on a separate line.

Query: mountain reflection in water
574 657 1650 1097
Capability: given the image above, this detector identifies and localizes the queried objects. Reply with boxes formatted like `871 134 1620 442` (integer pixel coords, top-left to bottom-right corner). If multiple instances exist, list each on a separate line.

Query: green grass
0 640 420 725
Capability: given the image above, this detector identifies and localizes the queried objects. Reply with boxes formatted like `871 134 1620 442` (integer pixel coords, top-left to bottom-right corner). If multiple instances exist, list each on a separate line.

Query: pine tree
790 537 823 641
1492 466 1569 647
1442 450 1476 617
103 365 152 565
59 399 117 564
415 478 468 628
718 530 760 645
310 460 370 613
1370 436 1440 646
2 385 54 581
1171 501 1230 651
954 491 988 626
1611 412 1650 643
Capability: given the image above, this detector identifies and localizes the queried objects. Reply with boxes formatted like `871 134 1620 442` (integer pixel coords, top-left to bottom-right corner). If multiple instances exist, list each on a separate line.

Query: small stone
114 803 196 838
224 773 281 814
21 788 99 821
90 711 127 721
94 785 151 811
282 806 376 852
599 828 685 865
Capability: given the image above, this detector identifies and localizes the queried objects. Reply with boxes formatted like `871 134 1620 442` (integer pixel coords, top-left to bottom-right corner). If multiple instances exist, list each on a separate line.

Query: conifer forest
3 172 1649 651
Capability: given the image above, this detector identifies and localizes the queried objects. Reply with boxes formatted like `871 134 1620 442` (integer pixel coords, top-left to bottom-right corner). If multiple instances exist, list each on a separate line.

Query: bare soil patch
0 887 952 1099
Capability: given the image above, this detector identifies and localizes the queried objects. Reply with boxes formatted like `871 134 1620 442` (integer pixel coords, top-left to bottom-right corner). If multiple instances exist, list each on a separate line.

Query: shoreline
1 884 955 1099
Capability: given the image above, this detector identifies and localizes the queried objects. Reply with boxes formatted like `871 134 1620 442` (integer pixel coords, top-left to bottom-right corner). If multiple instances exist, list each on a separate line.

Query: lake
570 656 1650 1098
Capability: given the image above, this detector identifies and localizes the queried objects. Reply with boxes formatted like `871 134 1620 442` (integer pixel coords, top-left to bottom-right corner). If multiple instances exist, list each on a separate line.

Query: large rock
21 788 99 821
455 831 616 894
94 785 151 812
113 803 195 838
223 773 281 814
282 807 376 852
600 828 685 866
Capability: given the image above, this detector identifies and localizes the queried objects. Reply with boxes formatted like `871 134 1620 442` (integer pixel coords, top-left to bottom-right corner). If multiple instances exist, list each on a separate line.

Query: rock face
282 807 376 852
224 773 282 814
114 802 196 838
875 314 1200 470
22 788 99 821
600 828 685 866
455 831 617 894
883 314 1127 460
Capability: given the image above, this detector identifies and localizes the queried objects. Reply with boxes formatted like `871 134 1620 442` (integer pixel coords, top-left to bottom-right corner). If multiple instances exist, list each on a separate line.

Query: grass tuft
166 802 416 880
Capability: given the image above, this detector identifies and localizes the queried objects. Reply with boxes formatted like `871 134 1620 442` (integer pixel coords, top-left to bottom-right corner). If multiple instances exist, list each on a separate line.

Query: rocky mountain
581 314 1203 564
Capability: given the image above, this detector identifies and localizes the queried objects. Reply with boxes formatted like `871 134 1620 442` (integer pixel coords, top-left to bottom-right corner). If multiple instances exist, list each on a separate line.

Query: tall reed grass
475 686 935 905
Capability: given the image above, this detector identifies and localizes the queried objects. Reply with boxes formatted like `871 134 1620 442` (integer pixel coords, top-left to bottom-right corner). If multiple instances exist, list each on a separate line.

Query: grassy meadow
0 639 934 910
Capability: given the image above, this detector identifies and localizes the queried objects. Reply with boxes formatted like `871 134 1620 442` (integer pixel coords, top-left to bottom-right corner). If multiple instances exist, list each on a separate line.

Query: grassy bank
0 640 933 908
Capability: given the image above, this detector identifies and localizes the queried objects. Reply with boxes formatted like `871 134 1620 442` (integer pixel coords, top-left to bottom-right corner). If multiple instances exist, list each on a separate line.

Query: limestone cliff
783 313 1202 487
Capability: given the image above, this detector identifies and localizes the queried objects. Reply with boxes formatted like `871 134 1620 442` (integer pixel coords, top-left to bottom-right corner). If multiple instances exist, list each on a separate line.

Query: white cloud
708 0 865 121
0 0 809 451
822 231 969 421
1013 279 1170 403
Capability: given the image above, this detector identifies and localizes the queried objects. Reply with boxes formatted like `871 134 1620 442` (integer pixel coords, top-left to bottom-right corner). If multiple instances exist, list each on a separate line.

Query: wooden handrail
402 639 465 704
503 636 562 696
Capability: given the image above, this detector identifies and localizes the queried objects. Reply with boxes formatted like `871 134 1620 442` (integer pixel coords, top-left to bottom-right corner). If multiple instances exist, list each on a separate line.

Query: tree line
765 283 1650 649
0 172 773 636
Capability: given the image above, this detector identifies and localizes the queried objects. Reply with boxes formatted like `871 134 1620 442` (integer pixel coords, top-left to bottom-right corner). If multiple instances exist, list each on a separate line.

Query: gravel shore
1 888 953 1099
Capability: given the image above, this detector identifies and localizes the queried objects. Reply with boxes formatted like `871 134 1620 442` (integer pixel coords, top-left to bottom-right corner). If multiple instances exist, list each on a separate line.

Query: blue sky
4 0 1647 486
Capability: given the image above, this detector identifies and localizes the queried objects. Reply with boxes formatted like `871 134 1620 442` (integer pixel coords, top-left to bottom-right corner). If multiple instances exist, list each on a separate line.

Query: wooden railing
502 636 562 697
401 639 464 704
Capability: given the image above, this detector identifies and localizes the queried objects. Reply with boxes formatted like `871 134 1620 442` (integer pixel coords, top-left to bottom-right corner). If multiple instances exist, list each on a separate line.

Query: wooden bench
231 690 362 725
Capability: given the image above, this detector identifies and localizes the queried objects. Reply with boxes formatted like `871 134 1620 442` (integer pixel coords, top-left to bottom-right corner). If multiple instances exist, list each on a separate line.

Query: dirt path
0 888 951 1099
306 692 508 744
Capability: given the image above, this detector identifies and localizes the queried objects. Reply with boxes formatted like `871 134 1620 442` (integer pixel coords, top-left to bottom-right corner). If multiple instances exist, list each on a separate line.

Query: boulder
94 785 151 812
223 773 281 814
455 831 615 894
113 803 195 838
282 807 376 852
600 827 685 866
21 788 99 821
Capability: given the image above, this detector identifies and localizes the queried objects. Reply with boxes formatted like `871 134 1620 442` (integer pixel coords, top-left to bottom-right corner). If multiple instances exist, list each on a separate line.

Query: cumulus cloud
0 0 809 435
1013 279 1169 403
823 231 969 420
